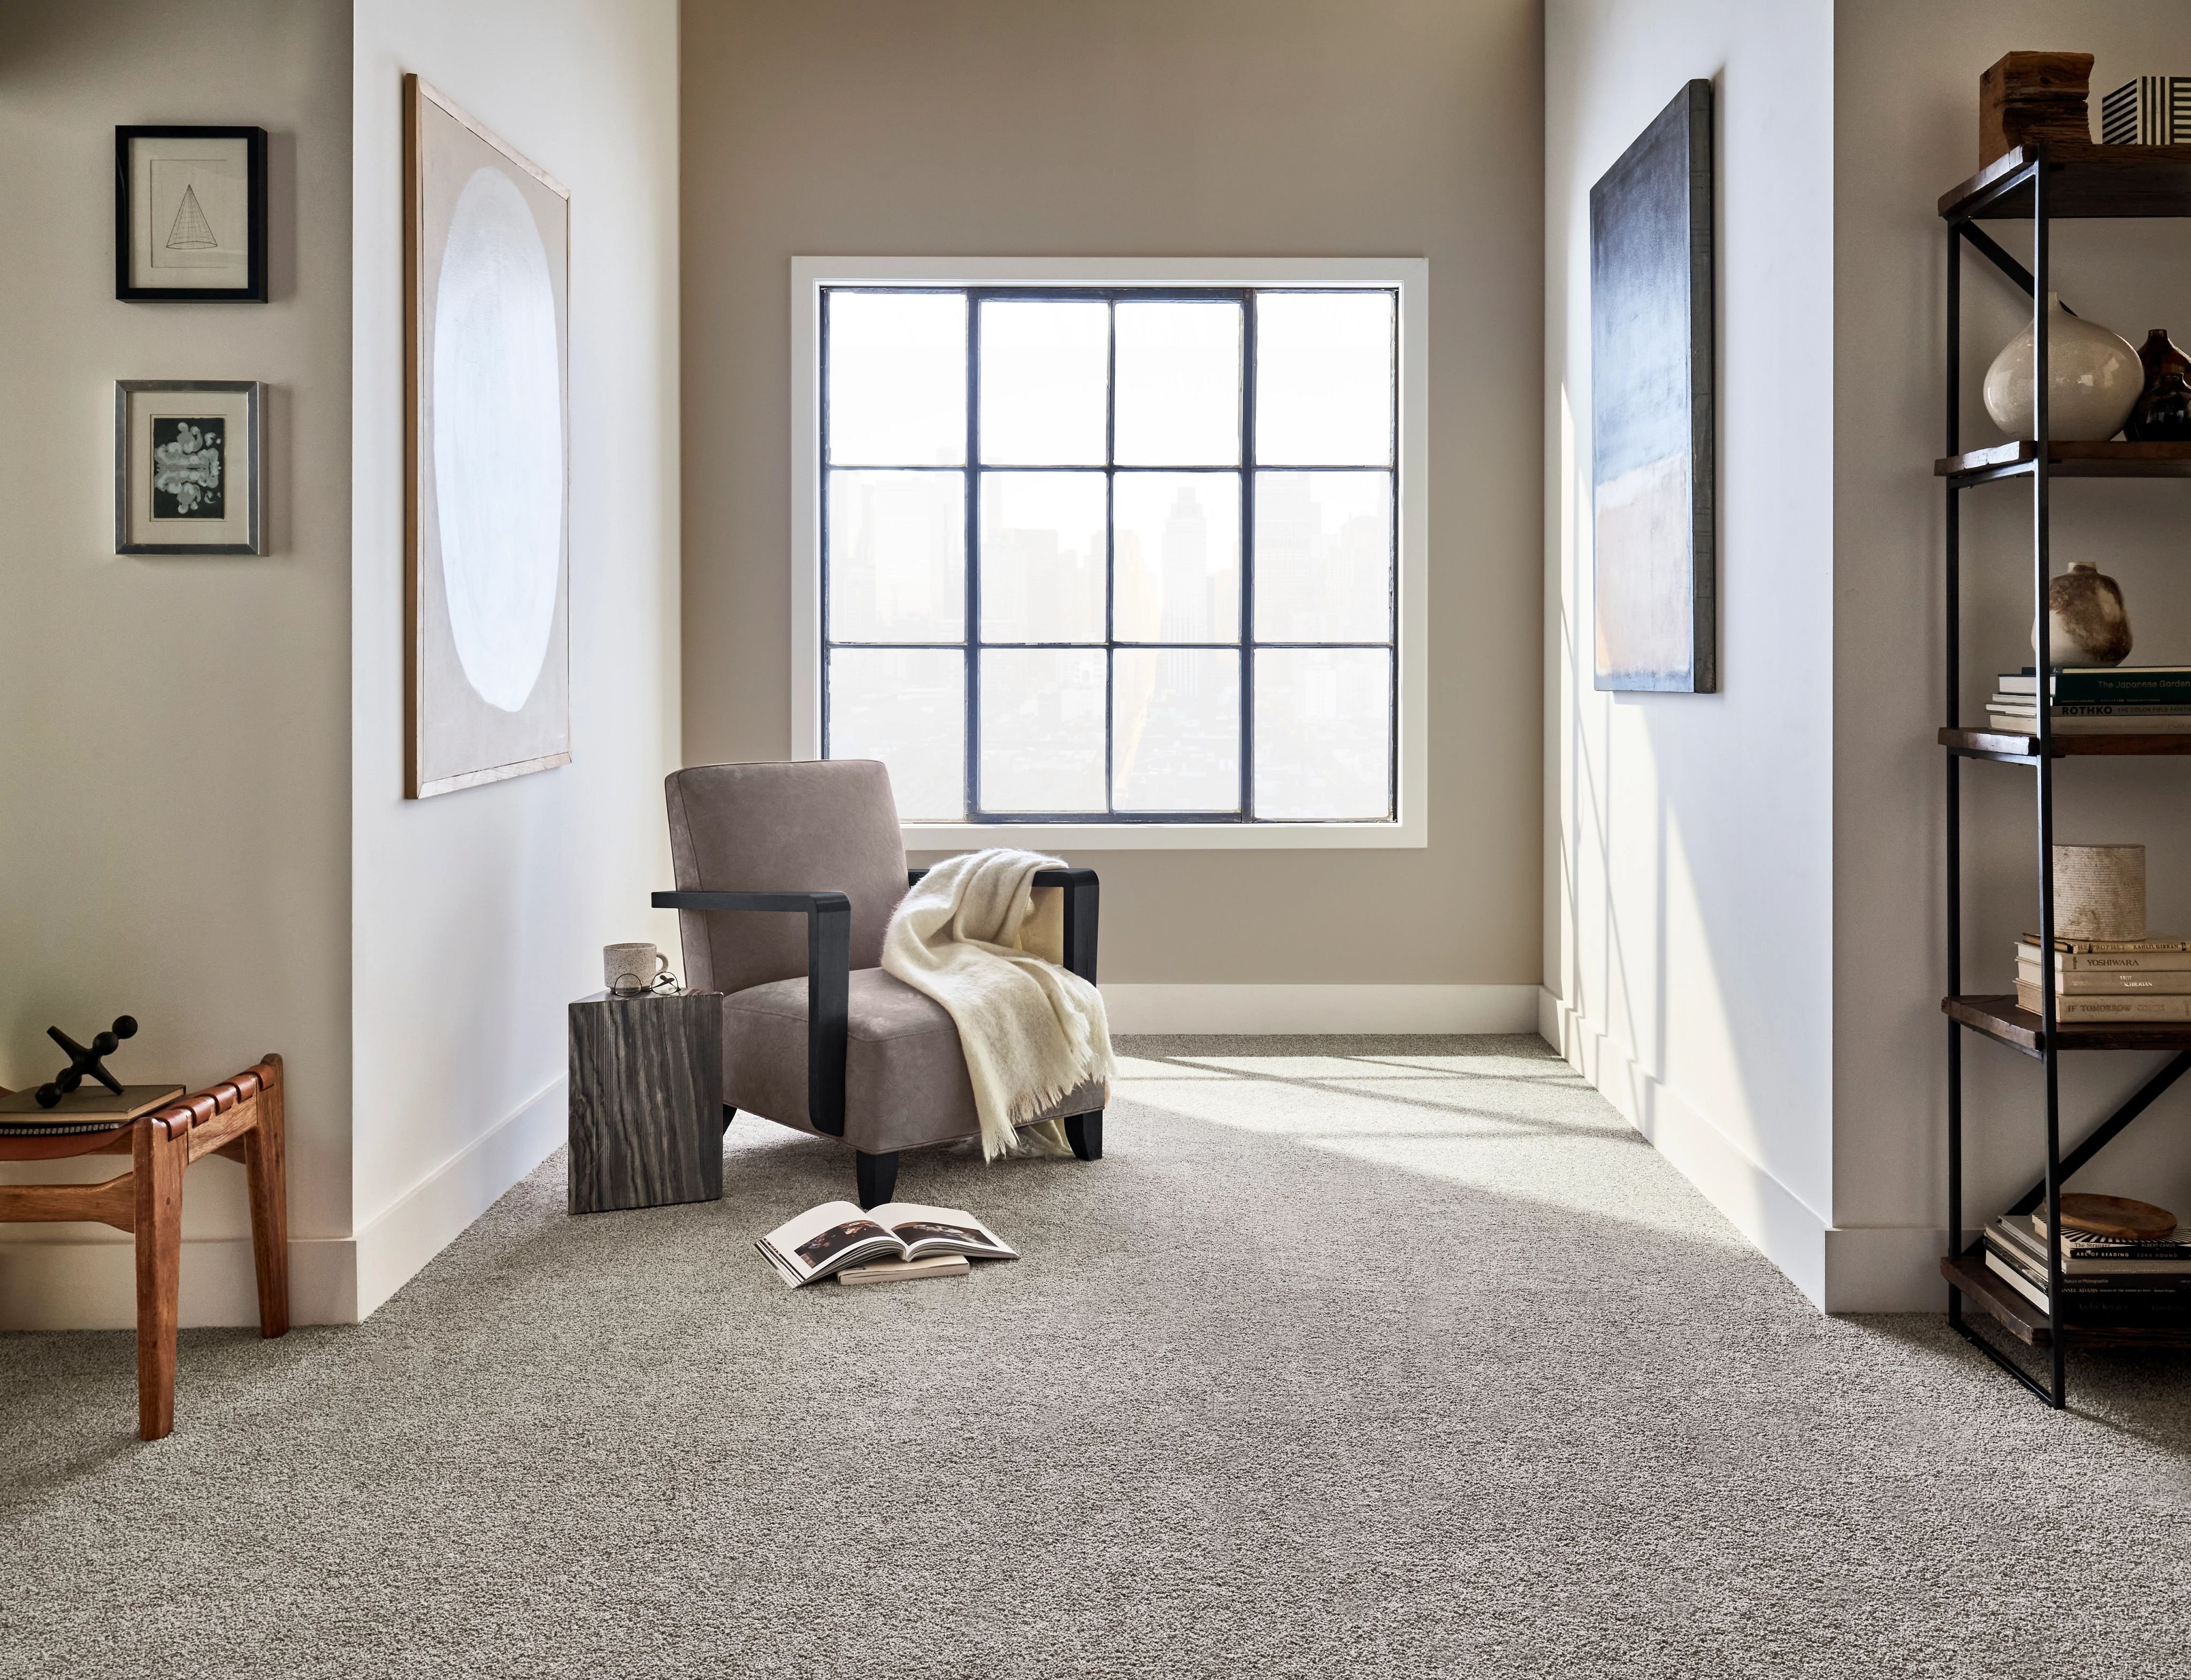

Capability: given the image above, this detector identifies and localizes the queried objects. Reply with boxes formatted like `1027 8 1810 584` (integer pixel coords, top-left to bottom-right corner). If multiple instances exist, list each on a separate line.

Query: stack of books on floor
1982 1209 2191 1323
2016 933 2191 1020
1987 664 2191 735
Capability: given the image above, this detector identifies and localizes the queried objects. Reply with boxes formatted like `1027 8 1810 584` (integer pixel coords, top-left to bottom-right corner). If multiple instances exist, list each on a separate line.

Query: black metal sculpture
35 1016 139 1108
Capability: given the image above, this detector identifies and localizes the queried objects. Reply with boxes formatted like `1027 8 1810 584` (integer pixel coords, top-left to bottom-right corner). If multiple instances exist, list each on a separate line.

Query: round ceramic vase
1983 293 2143 441
2031 559 2134 666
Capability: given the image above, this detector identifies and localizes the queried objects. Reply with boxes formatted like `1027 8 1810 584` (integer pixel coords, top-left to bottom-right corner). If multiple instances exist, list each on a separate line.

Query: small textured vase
2053 844 2146 941
2031 559 2133 665
2127 328 2191 441
1983 293 2142 441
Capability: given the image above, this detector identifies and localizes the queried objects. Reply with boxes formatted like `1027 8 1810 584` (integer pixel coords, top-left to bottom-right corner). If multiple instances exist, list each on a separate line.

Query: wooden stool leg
243 1054 290 1338
133 1116 188 1441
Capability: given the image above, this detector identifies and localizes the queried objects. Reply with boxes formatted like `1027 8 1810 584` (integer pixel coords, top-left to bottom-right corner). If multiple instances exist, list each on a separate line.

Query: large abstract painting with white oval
405 75 571 797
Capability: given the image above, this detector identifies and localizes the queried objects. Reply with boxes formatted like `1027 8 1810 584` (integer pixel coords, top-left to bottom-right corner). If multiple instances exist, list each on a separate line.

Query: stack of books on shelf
1982 1209 2191 1323
1987 664 2191 735
2015 933 2191 1021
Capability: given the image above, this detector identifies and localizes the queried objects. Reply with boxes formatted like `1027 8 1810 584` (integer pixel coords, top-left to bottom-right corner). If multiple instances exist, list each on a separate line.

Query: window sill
901 818 1424 853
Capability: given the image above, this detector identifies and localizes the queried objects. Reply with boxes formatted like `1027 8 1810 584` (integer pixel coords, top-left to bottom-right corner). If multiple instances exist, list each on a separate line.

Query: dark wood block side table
568 990 723 1215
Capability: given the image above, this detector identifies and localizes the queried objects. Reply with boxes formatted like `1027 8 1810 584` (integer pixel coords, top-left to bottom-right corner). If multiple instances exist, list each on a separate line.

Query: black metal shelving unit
1939 142 2191 1408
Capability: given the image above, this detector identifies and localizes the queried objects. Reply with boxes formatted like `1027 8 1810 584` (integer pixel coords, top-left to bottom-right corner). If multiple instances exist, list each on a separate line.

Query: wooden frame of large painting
1589 79 1715 693
404 74 572 797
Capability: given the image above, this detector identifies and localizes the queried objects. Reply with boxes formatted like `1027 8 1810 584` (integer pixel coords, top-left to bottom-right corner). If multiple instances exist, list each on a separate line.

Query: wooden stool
0 1054 289 1439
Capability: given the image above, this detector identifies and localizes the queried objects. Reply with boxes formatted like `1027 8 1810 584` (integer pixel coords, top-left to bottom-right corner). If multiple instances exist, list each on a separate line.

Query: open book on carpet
757 1201 1019 1287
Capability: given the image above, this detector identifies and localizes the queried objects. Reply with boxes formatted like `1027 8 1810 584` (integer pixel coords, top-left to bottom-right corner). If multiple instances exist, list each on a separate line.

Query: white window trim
789 255 1428 851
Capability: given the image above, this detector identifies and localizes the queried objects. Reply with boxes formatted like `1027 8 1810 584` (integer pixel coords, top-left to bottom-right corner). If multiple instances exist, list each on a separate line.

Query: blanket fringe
997 1063 1104 1159
882 847 1116 1163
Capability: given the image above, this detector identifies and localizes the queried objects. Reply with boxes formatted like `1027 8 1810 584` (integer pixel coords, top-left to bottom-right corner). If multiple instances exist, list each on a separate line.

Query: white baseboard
0 1222 363 1334
1541 987 1948 1313
0 1077 566 1332
1104 983 1541 1035
1821 1223 1967 1314
351 1075 566 1320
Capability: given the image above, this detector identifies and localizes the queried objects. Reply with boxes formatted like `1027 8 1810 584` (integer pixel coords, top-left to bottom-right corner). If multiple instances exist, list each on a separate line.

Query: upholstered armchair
656 760 1105 1207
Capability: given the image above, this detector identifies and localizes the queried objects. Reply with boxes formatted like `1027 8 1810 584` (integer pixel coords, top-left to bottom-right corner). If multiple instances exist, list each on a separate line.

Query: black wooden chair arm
651 889 849 1138
654 891 852 915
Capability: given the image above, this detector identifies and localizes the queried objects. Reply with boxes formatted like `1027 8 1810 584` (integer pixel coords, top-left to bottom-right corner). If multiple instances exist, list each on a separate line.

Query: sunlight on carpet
1115 1040 1750 1247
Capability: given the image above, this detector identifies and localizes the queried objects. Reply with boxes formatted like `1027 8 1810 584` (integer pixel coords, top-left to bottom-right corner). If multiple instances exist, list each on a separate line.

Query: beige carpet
3 1034 2189 1678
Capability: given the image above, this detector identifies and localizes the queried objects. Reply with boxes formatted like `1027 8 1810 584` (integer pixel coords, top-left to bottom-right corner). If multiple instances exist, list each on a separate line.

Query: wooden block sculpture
568 991 724 1215
1980 51 2095 166
0 1055 290 1440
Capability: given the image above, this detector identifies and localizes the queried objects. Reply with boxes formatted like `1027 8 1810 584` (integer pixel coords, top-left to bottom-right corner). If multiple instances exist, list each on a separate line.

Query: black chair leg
1065 1111 1103 1162
855 1149 899 1208
722 1106 737 1133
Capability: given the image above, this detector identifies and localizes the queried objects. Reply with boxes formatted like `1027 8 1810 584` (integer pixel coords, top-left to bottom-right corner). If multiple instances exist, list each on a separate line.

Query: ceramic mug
604 942 669 996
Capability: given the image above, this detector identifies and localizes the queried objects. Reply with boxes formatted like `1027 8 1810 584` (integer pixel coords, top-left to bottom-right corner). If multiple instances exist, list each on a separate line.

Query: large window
795 262 1424 846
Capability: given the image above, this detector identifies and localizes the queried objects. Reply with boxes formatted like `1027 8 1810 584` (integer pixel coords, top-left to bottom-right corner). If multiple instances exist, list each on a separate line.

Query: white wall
347 0 681 1318
1834 3 2191 1297
0 0 354 1331
1544 0 1842 1305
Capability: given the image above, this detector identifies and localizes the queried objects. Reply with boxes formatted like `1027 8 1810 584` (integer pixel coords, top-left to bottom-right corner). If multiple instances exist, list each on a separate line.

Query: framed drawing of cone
404 74 572 797
115 126 267 302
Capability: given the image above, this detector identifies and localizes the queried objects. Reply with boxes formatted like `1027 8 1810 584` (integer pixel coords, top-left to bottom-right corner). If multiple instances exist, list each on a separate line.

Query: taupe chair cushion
666 760 908 997
722 968 1104 1154
665 759 1102 1154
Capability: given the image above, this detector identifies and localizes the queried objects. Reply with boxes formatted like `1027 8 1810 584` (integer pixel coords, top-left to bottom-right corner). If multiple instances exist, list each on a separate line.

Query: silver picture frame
114 379 265 556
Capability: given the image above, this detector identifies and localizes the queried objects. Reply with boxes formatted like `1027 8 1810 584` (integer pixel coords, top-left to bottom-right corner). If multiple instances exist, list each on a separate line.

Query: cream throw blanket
882 848 1114 1161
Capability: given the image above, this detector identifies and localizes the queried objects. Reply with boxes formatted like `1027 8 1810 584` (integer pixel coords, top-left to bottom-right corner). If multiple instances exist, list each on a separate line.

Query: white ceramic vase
1983 293 2142 441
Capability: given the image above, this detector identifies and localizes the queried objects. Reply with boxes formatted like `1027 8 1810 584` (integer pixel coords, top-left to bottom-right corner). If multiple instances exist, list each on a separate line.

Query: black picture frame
114 125 268 303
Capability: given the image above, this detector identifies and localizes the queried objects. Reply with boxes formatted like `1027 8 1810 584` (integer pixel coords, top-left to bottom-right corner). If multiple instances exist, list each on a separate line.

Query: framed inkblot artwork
114 380 264 555
115 126 267 302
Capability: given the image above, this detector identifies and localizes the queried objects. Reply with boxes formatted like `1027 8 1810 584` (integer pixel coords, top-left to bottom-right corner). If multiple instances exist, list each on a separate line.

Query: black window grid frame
818 282 1401 825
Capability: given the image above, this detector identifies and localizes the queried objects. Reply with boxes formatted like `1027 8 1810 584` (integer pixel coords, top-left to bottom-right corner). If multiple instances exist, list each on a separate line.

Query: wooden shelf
1943 1253 2191 1350
1940 142 2191 220
1944 993 2191 1052
1945 1253 2051 1344
1935 440 2191 482
1940 725 2191 760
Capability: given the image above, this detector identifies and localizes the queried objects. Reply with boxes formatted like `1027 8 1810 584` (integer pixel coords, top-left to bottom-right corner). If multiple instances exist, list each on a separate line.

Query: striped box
2102 77 2191 144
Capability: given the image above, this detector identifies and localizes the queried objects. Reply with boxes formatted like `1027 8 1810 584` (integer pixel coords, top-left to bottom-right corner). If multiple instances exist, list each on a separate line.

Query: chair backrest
665 760 909 995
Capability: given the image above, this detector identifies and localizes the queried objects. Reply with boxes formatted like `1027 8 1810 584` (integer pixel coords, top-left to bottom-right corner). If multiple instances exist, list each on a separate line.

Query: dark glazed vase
2127 328 2191 441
